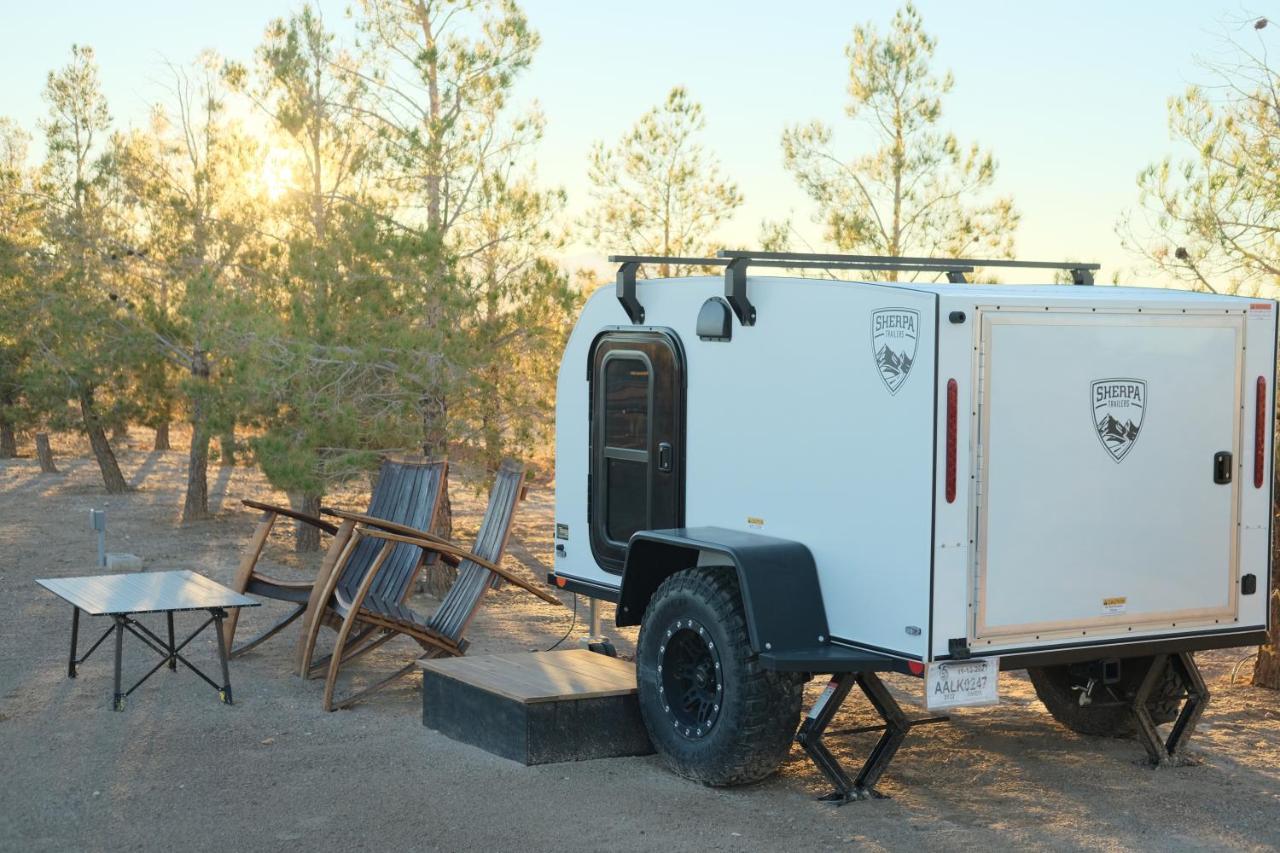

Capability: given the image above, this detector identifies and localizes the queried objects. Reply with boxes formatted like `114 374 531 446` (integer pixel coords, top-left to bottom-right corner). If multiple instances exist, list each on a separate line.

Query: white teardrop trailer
547 250 1275 801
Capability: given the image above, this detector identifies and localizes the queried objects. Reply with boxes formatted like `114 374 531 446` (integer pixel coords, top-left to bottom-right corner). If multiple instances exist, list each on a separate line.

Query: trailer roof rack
608 251 1102 327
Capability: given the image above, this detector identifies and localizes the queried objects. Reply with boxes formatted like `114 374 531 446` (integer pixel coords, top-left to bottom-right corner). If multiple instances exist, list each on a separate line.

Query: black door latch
657 441 673 473
1213 451 1232 484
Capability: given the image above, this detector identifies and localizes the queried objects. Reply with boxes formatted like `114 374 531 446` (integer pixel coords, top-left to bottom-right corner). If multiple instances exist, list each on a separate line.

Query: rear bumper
965 627 1268 670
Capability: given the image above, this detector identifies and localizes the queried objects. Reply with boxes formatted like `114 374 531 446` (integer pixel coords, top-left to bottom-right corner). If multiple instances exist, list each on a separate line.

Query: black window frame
587 328 685 574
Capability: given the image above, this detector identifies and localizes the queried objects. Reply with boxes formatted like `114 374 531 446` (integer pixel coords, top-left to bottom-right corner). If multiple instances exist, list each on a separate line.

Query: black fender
616 526 829 654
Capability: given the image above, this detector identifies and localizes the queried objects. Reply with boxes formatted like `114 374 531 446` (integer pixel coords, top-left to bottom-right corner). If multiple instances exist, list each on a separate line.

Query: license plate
925 657 1000 710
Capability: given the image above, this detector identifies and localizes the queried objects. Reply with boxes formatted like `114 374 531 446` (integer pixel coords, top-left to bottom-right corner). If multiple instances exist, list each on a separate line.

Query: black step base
420 651 654 766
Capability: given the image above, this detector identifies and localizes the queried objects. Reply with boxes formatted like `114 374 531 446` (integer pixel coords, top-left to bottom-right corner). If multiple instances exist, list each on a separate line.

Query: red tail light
1255 376 1267 489
946 379 958 503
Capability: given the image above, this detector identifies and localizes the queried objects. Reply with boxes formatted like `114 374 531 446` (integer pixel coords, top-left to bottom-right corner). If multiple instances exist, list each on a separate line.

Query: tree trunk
181 353 212 523
0 387 15 458
35 433 58 473
111 422 129 444
1252 528 1280 688
153 421 170 451
421 395 455 596
294 492 323 552
219 426 236 466
79 389 128 493
0 421 15 459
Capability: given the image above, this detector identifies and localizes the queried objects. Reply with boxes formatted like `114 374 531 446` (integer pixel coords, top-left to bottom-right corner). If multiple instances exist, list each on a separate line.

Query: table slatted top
36 570 259 615
419 650 637 704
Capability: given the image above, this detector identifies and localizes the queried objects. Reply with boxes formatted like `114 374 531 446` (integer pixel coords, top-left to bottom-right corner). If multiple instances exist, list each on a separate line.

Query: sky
0 0 1268 286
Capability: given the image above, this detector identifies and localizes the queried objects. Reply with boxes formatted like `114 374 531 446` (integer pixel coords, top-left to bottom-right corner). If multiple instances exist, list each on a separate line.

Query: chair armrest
249 573 316 591
326 508 449 546
361 528 563 606
242 499 340 536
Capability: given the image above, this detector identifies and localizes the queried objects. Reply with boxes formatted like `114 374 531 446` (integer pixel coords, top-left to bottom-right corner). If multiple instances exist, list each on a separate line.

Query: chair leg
297 520 358 677
230 605 306 658
322 611 370 711
224 513 277 653
306 626 393 678
324 661 421 712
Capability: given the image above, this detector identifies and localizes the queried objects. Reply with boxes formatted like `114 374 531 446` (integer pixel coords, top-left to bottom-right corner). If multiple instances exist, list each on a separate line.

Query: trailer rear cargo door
973 310 1243 648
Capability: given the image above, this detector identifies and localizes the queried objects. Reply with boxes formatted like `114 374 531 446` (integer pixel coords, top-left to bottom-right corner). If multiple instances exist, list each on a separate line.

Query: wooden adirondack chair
223 458 447 660
314 460 562 711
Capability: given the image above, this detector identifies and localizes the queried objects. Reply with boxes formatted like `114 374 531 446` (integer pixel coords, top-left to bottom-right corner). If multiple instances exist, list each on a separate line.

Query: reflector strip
946 379 958 503
1255 376 1266 489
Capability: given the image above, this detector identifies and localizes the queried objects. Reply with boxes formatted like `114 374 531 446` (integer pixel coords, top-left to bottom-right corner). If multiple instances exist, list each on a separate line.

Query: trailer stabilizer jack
1131 652 1209 767
795 671 947 804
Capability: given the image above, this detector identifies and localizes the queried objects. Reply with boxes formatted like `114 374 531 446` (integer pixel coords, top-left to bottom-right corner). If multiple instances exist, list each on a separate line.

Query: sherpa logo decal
871 308 919 395
1092 378 1146 462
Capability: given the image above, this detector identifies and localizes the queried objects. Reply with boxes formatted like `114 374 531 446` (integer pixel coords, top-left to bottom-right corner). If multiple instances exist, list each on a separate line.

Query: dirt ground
2 434 1279 852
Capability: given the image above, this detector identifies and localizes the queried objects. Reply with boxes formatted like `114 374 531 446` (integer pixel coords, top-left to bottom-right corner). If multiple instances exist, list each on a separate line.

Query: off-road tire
1028 655 1184 738
636 568 804 786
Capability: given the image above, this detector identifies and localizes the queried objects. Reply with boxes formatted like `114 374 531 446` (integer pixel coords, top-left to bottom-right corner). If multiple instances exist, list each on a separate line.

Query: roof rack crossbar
717 249 1100 274
608 249 1101 327
746 259 975 273
607 255 729 266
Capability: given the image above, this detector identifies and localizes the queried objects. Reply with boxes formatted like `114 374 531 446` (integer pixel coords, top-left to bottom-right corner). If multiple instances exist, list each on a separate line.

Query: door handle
1213 451 1232 484
657 441 673 473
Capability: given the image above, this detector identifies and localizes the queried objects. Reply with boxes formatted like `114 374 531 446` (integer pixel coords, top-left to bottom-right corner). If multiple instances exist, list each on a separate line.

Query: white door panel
974 312 1242 646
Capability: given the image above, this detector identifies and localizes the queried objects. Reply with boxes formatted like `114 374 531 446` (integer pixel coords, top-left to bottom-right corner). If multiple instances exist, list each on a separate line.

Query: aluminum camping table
36 570 259 711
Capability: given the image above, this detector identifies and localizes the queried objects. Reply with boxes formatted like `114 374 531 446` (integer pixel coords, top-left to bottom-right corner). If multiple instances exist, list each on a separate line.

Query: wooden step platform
418 650 654 765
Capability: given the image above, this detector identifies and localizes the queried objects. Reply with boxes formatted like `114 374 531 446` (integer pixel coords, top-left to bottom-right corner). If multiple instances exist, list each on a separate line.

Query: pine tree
353 0 561 574
0 119 41 459
584 86 743 277
116 53 259 520
30 45 132 493
781 3 1017 278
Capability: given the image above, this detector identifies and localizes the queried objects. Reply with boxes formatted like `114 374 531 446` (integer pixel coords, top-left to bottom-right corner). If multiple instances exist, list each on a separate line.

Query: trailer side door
972 309 1243 649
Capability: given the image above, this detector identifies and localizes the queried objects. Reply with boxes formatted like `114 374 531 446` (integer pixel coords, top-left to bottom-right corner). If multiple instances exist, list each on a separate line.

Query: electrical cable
542 591 578 650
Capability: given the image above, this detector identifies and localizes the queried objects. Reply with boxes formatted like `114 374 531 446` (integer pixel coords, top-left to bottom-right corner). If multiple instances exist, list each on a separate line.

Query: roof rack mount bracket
724 257 756 327
615 261 644 324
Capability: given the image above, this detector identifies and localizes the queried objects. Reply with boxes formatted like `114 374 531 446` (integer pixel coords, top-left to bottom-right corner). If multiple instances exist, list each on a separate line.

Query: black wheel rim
658 618 722 739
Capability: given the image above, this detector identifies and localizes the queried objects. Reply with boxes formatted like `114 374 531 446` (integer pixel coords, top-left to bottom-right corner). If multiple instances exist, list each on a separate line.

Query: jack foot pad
819 787 887 805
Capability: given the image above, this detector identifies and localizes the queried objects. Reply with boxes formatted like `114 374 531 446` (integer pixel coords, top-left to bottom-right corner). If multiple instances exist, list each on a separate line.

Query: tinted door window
602 355 651 543
589 332 684 573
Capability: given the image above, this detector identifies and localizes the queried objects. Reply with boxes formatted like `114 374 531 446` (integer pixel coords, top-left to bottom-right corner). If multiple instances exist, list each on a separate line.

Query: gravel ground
1 434 1279 852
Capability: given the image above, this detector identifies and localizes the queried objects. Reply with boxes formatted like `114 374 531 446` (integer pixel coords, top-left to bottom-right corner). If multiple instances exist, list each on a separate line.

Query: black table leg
210 608 233 705
112 616 126 712
68 606 80 678
167 612 176 672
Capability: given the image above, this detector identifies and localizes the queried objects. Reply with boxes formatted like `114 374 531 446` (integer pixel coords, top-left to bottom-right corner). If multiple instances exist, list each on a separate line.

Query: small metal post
211 609 233 705
68 607 80 678
90 509 107 568
112 617 125 711
166 612 176 671
578 597 616 655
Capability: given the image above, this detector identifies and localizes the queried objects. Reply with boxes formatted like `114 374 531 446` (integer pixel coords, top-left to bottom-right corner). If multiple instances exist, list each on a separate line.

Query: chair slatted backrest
336 459 447 604
427 460 526 642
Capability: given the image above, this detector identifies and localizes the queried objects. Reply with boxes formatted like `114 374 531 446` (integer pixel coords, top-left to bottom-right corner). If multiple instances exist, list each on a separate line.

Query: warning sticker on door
1102 596 1127 615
